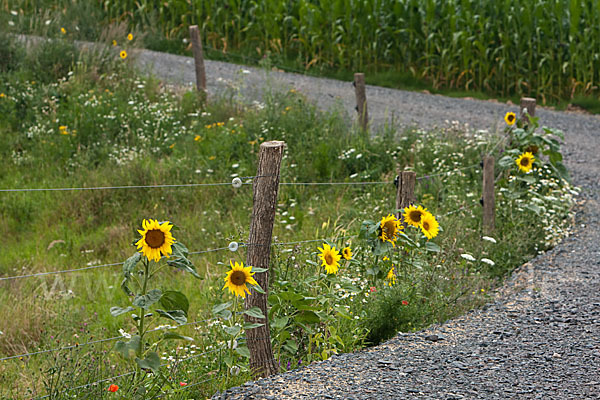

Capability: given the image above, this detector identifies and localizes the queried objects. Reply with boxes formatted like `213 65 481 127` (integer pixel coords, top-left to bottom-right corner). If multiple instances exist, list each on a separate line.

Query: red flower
369 286 377 293
108 384 118 392
402 300 409 306
179 382 187 386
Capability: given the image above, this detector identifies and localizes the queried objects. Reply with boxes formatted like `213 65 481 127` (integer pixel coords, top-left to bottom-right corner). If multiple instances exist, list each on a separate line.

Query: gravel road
136 49 600 399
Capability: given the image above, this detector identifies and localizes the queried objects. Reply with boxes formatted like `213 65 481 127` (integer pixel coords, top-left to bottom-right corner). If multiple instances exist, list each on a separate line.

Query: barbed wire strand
279 181 391 186
0 317 219 362
416 163 480 181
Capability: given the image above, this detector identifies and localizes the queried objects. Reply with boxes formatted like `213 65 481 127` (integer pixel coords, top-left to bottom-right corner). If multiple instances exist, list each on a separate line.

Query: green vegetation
0 32 576 398
4 0 600 108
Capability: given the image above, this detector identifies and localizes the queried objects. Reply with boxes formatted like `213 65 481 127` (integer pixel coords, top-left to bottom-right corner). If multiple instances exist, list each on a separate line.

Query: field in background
3 0 600 111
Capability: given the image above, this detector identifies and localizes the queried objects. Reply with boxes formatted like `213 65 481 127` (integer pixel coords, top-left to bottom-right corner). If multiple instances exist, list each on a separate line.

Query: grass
0 32 577 398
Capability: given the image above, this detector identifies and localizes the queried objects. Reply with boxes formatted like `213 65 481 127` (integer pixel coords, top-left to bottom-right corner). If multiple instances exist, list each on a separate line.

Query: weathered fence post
189 25 206 92
520 97 536 126
245 141 285 378
482 156 495 232
395 171 416 222
354 73 368 131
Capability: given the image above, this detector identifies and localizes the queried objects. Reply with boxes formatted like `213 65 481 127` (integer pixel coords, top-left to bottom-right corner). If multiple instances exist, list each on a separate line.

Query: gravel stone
133 49 600 399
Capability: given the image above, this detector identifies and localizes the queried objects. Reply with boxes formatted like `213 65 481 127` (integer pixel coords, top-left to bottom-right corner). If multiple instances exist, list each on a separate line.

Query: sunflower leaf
162 332 194 341
110 306 135 317
132 289 162 309
159 291 189 316
223 325 241 336
252 283 265 294
114 335 141 360
123 253 141 278
166 255 201 279
425 242 441 252
243 307 266 319
155 309 187 325
212 301 233 315
121 278 134 296
251 267 268 273
235 346 251 358
135 351 160 374
243 322 264 330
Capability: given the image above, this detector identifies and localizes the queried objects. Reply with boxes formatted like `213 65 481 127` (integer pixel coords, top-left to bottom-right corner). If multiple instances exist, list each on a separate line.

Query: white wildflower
460 253 476 261
482 236 497 244
480 258 495 266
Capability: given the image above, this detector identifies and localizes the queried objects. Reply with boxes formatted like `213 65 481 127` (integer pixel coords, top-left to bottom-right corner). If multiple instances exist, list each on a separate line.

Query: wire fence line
0 317 220 363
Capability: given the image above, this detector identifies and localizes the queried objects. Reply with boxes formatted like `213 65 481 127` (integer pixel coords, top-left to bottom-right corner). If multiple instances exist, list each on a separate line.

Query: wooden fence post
520 97 536 126
354 73 368 131
482 156 495 232
189 25 206 92
395 171 416 222
245 141 285 378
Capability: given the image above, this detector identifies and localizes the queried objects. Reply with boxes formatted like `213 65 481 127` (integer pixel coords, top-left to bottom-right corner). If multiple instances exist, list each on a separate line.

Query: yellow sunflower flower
120 50 127 60
379 214 401 245
127 33 133 41
222 261 258 298
135 219 175 262
516 152 535 173
504 112 516 126
342 247 353 260
318 243 341 274
420 212 439 240
385 266 396 286
403 205 428 228
60 27 66 35
112 40 117 46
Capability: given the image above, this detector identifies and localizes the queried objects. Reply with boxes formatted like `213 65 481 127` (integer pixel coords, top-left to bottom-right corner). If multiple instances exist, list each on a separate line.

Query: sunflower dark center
409 211 422 223
146 229 165 248
230 270 246 286
423 221 430 230
383 221 396 237
520 158 530 166
508 114 515 122
325 253 334 265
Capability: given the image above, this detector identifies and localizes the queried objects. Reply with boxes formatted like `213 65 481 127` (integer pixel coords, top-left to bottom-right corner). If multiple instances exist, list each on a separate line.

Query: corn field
7 0 600 102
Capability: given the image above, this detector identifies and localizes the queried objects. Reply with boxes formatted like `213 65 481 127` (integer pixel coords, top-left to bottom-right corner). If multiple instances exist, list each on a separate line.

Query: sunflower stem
136 257 150 381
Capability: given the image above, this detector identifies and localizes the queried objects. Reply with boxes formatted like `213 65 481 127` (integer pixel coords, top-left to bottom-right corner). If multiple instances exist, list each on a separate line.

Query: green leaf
271 316 289 330
159 291 189 316
123 253 141 278
252 283 266 294
162 332 194 341
212 301 233 315
235 346 251 358
278 291 304 302
110 306 134 317
294 310 320 324
132 289 162 309
498 155 515 168
524 204 542 215
120 278 134 297
223 325 241 336
425 242 441 252
251 267 268 273
243 306 266 319
155 309 187 324
243 323 264 329
516 175 535 184
283 339 298 354
305 259 318 267
167 242 200 278
114 335 140 360
135 351 160 374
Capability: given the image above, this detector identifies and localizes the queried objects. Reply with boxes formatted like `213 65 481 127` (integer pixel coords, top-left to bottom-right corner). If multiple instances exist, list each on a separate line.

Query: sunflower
420 212 439 240
318 243 341 274
120 50 127 59
504 112 516 126
403 205 428 228
127 33 133 41
112 40 117 46
379 214 401 245
516 152 535 173
222 261 258 298
135 219 175 262
385 266 396 286
342 247 353 260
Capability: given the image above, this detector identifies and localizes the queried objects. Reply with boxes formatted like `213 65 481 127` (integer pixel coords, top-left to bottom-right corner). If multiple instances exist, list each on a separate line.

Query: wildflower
120 50 127 59
318 243 341 274
209 156 216 160
179 382 187 386
504 112 516 126
112 40 117 46
230 365 240 375
169 143 175 149
194 135 201 141
482 236 497 244
385 267 396 286
403 205 428 228
460 253 476 261
0 93 5 98
135 219 175 262
127 33 133 41
516 152 535 173
379 214 401 245
59 125 69 135
369 286 377 293
60 27 66 35
108 384 118 392
420 212 439 239
401 300 409 306
222 261 258 298
481 258 495 266
342 247 352 260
